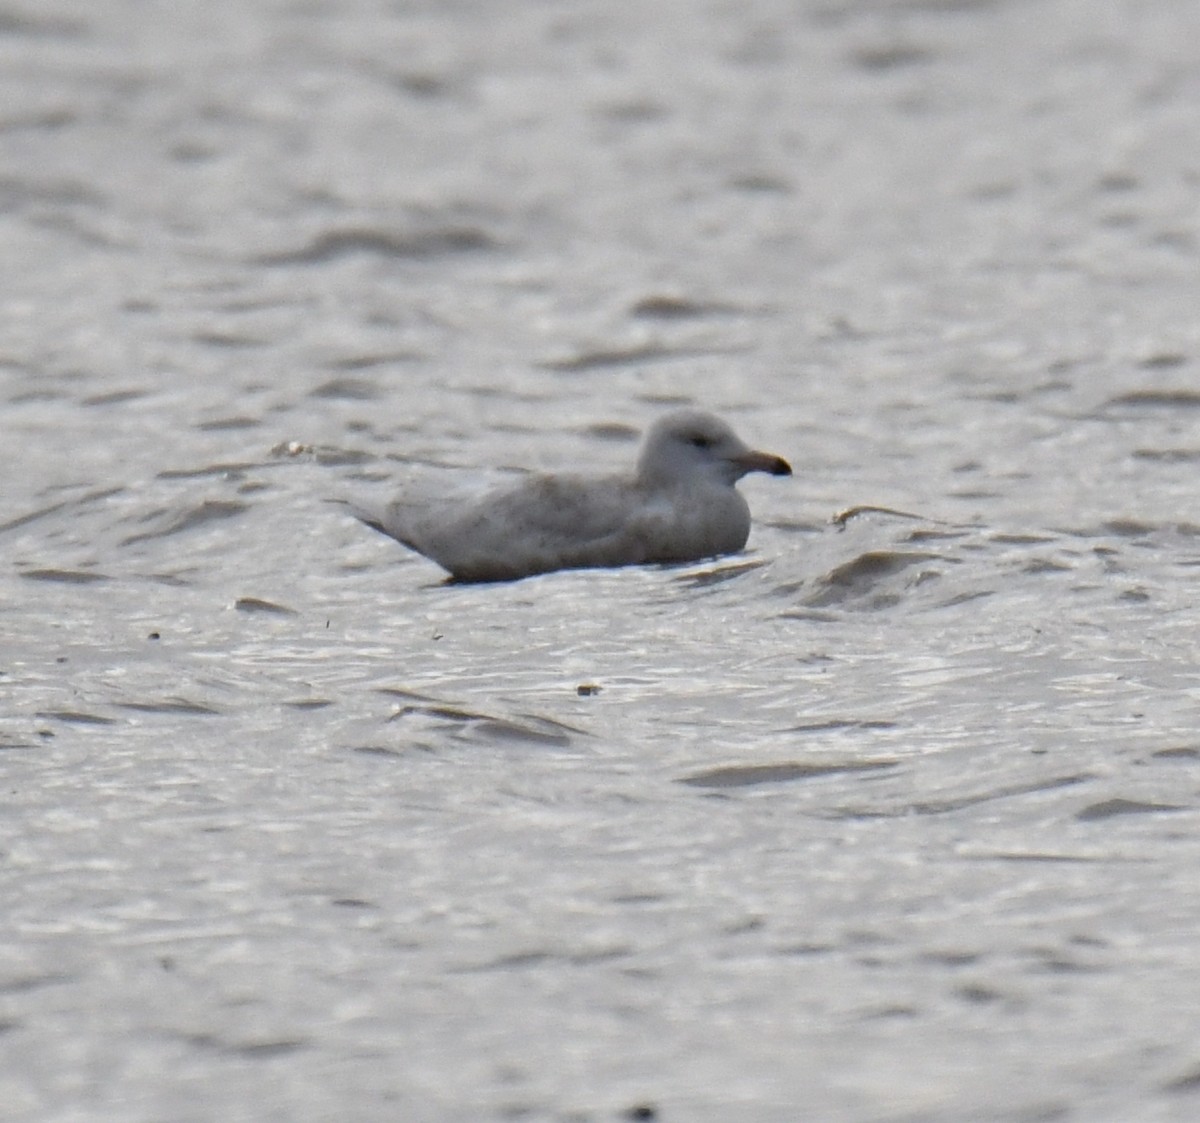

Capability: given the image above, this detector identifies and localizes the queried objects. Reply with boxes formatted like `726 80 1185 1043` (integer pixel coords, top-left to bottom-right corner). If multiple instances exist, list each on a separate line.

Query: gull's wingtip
328 496 387 534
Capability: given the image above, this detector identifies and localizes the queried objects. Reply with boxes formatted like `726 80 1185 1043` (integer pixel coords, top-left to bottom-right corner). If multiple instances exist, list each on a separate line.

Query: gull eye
688 434 714 450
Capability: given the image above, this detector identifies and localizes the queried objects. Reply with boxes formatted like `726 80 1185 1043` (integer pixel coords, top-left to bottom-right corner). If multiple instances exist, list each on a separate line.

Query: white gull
352 409 791 582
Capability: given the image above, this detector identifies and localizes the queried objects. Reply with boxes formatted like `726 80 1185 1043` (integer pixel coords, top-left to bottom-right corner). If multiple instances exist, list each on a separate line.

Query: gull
352 409 791 582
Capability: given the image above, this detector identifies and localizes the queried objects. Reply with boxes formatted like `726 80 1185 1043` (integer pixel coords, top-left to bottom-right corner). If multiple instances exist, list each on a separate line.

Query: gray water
4 1 1200 1120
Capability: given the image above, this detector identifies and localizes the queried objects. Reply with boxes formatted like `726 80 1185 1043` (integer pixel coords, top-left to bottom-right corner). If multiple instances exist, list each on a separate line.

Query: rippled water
5 1 1200 1120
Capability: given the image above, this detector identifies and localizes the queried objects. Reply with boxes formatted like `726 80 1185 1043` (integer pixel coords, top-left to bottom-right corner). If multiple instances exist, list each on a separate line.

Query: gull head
636 409 792 490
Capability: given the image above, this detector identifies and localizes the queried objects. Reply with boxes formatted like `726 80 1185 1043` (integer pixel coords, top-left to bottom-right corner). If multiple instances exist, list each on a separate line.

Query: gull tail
327 496 389 534
329 496 425 555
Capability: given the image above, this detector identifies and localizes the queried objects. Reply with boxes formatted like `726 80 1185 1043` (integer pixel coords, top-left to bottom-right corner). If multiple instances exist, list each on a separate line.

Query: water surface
4 1 1200 1120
